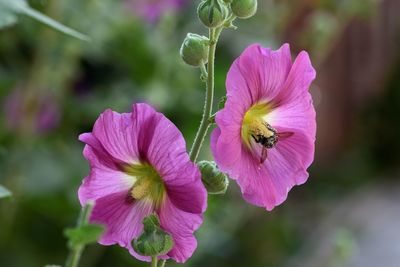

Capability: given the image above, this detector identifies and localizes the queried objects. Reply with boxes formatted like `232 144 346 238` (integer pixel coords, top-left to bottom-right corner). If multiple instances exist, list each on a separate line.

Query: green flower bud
133 214 174 257
197 0 229 28
231 0 257 19
198 161 229 194
180 33 209 67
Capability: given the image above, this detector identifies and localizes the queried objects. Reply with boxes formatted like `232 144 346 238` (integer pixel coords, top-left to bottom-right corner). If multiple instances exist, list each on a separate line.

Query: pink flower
211 44 316 211
78 103 207 263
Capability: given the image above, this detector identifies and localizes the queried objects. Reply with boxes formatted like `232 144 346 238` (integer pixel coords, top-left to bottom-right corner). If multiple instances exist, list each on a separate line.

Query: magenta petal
236 131 312 210
91 109 139 164
276 50 316 105
78 146 134 205
267 93 316 141
226 43 292 108
132 103 187 176
131 103 207 214
159 197 203 263
90 191 153 253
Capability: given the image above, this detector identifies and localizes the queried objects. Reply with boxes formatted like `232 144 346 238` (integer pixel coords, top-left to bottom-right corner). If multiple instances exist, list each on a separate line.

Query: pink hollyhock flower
125 0 185 22
211 44 316 211
78 103 207 263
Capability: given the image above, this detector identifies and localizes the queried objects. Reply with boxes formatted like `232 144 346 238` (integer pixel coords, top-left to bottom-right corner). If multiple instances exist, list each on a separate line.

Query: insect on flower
211 43 316 211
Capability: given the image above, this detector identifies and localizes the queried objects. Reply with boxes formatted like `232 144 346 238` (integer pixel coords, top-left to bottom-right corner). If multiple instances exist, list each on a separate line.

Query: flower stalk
65 202 93 267
189 26 223 162
151 256 158 267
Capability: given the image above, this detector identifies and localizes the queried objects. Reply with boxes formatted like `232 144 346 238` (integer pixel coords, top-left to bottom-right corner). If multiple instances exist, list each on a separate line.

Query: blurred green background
1 0 400 267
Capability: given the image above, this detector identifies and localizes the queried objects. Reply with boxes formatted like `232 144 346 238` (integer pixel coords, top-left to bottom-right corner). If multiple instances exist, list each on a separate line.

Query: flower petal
132 103 207 213
275 50 316 105
78 145 135 205
90 191 154 258
231 130 313 210
226 43 292 109
266 92 316 140
91 109 139 164
158 196 203 263
210 126 242 172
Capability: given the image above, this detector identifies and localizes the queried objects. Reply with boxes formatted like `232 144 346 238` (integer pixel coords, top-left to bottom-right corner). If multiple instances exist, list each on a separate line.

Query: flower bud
180 33 209 67
133 214 174 257
198 161 229 194
197 0 229 28
231 0 257 19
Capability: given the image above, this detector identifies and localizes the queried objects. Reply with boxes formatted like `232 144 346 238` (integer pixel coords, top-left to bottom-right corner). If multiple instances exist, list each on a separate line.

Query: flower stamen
124 163 166 207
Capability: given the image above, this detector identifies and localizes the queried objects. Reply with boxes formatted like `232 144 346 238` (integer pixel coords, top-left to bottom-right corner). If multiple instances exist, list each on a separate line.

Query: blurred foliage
0 0 399 267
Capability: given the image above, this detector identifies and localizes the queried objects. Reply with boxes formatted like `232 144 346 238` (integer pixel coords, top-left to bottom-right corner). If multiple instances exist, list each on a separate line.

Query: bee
250 121 293 163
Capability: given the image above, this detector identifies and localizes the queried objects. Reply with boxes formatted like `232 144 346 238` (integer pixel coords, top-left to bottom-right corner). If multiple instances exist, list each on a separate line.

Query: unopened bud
198 161 229 194
180 33 209 67
197 0 229 28
231 0 257 19
133 214 174 257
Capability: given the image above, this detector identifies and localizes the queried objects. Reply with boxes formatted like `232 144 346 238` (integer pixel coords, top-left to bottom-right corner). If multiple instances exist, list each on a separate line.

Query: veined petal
159 196 203 263
235 130 312 210
78 146 135 205
92 109 139 164
275 50 316 105
266 93 316 140
90 191 154 250
226 43 292 108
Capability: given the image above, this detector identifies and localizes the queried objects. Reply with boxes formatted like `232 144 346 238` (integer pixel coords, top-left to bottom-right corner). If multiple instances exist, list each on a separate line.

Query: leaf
218 96 227 110
0 0 90 41
44 265 62 267
20 6 90 42
64 224 104 248
0 0 25 28
0 185 12 199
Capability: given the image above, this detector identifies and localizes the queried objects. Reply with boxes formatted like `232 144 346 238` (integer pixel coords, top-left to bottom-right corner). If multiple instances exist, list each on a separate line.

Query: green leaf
20 6 90 42
0 185 12 199
218 96 227 110
0 0 25 28
44 265 62 267
0 0 90 41
64 224 104 248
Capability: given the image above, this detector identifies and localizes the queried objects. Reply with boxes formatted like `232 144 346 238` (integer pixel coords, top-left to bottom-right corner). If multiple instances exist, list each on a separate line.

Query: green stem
160 259 166 267
65 202 94 267
189 27 223 162
151 256 158 267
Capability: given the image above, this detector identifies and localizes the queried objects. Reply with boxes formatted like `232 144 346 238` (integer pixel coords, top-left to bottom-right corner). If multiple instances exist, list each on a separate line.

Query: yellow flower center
124 163 165 206
241 103 273 147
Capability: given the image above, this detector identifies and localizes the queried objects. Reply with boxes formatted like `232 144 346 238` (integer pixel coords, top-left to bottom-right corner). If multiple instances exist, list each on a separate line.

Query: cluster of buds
133 214 174 258
180 0 257 67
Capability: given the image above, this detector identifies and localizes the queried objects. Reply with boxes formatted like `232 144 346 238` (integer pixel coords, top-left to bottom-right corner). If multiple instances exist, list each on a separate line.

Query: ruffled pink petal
90 191 154 257
267 93 316 141
131 103 207 214
132 103 187 176
78 145 134 205
275 50 316 105
226 130 313 210
158 196 203 263
210 126 242 172
91 109 139 164
166 178 206 214
226 43 292 109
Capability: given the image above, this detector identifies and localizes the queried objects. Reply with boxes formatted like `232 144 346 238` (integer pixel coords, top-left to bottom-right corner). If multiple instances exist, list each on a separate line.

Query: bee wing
260 147 268 164
277 131 294 140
